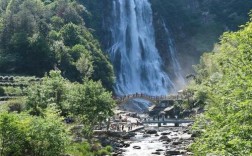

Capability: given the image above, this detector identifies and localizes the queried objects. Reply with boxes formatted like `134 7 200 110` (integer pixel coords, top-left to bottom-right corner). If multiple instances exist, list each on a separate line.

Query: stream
120 125 194 156
99 100 195 156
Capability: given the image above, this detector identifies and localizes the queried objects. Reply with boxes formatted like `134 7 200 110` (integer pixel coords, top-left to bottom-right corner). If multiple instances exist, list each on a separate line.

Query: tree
0 112 28 156
60 23 81 47
68 80 115 136
26 70 70 116
0 107 69 156
76 53 93 79
27 106 69 156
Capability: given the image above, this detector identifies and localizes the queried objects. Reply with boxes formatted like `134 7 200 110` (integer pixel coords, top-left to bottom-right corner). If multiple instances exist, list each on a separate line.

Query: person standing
122 124 124 131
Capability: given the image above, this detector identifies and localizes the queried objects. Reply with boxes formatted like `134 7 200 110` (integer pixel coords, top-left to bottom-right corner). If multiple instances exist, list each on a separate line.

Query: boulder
183 129 189 133
145 129 157 134
161 132 171 135
143 134 151 138
191 130 201 137
133 146 141 149
115 143 124 148
152 151 161 155
186 152 194 155
122 134 131 139
172 141 182 145
123 142 131 148
166 150 181 155
159 136 171 142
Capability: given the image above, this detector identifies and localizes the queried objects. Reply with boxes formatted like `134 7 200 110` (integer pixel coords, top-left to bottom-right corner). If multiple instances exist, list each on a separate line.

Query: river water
112 99 194 156
121 125 193 156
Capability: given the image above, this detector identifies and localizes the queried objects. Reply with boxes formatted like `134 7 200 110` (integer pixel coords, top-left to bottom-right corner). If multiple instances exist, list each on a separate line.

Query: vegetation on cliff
189 14 252 155
0 0 115 90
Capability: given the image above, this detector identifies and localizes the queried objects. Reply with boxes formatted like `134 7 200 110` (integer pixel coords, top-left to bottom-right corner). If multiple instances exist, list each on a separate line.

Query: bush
7 99 26 113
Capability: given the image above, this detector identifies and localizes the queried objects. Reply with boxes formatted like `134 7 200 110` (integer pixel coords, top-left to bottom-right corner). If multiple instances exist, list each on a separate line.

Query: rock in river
159 135 171 142
145 129 157 134
133 146 141 149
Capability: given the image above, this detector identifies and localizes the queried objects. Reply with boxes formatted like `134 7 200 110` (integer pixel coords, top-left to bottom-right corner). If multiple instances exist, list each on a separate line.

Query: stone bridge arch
115 93 179 105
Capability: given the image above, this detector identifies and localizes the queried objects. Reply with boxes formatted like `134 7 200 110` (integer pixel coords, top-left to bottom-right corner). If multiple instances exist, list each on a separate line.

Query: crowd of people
108 113 141 132
113 93 184 102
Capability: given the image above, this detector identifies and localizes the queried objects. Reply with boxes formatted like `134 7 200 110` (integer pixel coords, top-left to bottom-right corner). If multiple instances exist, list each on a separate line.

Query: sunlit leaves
191 15 252 155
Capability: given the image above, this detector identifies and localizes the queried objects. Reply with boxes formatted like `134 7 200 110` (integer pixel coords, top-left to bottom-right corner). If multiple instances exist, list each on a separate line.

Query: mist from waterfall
162 20 186 89
108 0 176 96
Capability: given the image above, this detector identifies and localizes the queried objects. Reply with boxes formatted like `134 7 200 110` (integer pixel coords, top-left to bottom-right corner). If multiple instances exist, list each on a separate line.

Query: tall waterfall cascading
108 0 175 96
162 21 186 88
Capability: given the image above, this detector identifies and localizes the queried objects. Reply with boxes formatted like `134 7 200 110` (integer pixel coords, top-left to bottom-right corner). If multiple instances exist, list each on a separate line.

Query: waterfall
162 20 186 89
108 0 175 96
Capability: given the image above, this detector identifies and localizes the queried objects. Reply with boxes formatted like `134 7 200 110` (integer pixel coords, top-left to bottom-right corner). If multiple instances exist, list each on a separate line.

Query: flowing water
121 126 193 156
162 21 186 89
114 102 193 156
108 0 175 96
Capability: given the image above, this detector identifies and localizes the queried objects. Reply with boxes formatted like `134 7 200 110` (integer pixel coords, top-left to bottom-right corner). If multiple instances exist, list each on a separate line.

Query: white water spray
108 0 179 95
162 20 186 89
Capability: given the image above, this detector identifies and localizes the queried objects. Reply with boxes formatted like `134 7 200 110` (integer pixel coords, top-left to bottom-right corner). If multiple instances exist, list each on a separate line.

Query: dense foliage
0 70 115 155
0 107 68 156
190 15 252 155
0 0 116 154
0 0 114 90
26 70 115 129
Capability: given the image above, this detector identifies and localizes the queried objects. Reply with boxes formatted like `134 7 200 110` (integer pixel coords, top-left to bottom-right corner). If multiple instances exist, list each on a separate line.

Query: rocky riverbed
120 126 194 156
96 99 195 156
96 119 195 156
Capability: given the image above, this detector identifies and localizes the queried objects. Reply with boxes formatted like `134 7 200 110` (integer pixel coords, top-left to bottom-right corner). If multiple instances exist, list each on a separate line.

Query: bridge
142 118 194 127
115 93 187 104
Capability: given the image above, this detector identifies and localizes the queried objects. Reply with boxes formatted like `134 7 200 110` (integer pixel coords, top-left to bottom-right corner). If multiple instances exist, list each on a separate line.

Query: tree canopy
0 0 114 90
190 15 252 155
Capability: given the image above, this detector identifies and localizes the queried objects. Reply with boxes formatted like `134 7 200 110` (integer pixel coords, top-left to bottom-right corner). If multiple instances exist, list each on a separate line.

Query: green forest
0 0 252 155
189 15 252 155
0 0 114 90
0 0 115 155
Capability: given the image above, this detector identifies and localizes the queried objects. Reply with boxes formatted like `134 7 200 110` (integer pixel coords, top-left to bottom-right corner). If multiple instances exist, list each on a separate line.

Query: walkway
142 118 194 127
115 93 186 104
